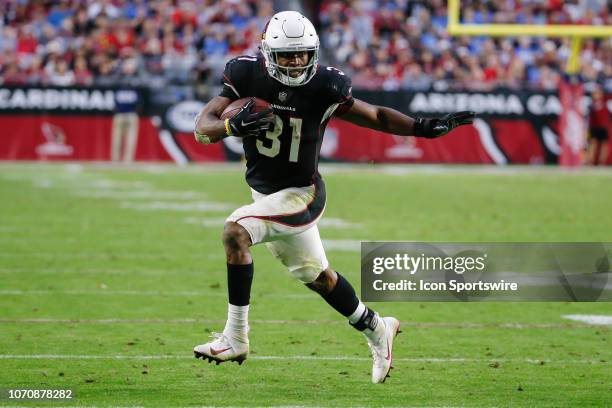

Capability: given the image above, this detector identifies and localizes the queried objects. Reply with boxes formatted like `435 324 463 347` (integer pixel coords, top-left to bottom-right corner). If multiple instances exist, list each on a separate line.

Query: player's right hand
226 98 274 137
415 111 475 138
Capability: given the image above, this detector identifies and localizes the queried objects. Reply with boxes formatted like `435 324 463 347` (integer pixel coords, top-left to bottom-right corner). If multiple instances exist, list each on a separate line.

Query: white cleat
193 332 249 365
368 317 401 384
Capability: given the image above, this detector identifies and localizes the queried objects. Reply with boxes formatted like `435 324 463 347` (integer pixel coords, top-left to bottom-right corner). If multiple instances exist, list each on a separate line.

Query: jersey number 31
256 115 303 162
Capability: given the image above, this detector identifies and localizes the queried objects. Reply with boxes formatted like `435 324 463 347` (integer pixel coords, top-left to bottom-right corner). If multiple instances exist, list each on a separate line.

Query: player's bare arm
195 97 273 144
194 96 232 144
341 98 475 138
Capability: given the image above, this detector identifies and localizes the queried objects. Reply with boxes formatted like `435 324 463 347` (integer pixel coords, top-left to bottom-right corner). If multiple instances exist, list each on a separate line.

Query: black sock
227 263 254 306
321 272 360 317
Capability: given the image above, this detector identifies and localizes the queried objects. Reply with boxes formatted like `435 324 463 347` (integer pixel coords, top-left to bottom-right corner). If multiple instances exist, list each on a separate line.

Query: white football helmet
261 11 319 87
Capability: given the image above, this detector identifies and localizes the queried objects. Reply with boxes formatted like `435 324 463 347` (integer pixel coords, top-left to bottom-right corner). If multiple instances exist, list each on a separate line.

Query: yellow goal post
446 0 612 73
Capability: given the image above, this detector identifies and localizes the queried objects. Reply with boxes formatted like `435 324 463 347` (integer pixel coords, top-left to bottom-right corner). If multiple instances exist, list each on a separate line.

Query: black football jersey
219 53 354 194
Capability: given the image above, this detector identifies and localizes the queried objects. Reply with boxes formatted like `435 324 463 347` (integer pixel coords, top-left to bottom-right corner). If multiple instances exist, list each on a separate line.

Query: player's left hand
415 111 475 138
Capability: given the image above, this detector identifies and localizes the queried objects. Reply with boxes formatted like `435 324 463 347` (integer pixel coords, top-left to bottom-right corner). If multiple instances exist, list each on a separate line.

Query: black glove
414 111 475 138
226 98 274 137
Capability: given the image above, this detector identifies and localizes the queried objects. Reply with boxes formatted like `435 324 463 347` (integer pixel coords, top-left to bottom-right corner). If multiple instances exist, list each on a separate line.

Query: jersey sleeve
326 68 354 116
218 57 252 101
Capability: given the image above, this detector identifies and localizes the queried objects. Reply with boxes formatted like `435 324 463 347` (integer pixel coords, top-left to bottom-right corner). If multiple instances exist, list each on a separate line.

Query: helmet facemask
262 44 319 87
261 11 320 87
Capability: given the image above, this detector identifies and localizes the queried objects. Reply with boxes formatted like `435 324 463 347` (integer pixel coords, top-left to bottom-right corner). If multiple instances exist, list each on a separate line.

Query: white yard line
0 406 102 408
119 201 234 212
0 267 111 274
0 267 212 276
184 217 362 229
0 318 341 324
75 190 208 200
18 169 238 218
0 318 600 329
562 314 612 326
0 253 225 260
89 179 152 190
0 354 605 364
0 290 313 299
0 405 457 408
0 290 218 296
321 239 361 252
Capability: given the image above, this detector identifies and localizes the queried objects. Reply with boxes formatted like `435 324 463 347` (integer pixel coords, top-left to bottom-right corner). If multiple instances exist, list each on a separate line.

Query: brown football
220 97 272 120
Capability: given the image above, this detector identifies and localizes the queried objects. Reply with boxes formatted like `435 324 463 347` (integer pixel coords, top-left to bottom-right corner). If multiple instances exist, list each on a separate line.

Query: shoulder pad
223 55 257 82
222 55 261 94
318 65 353 104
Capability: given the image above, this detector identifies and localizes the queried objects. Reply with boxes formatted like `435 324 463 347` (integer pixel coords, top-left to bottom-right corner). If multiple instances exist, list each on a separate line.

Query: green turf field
0 163 611 407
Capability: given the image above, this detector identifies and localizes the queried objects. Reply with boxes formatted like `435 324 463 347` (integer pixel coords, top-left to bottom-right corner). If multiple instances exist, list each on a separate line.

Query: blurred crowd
0 0 270 90
319 0 612 91
0 0 611 92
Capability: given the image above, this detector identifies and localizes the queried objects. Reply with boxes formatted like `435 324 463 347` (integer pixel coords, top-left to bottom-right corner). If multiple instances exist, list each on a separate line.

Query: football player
193 11 474 383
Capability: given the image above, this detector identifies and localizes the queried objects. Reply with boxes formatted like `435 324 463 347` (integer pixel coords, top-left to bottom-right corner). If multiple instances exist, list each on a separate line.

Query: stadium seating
318 0 612 91
0 0 272 89
0 0 610 91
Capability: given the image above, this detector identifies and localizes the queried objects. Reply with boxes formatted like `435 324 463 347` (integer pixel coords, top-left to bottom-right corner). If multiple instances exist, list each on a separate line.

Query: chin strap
289 71 308 85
